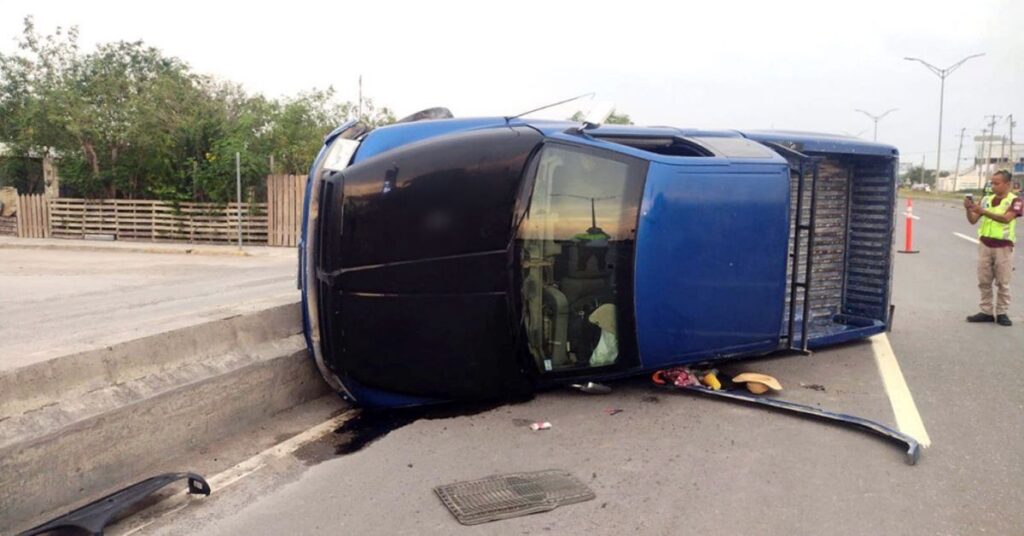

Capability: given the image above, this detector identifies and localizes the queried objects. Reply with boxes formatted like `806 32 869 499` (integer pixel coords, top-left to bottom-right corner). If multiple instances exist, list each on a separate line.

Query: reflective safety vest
978 192 1018 243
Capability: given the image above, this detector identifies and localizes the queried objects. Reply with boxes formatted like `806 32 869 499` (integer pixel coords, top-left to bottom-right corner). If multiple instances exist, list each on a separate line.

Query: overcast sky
1 0 1021 169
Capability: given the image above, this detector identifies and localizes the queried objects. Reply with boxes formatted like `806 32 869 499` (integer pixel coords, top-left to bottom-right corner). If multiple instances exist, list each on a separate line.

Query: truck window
518 144 646 374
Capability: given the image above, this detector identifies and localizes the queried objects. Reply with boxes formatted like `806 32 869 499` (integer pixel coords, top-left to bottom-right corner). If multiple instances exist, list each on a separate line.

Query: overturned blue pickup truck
299 111 898 407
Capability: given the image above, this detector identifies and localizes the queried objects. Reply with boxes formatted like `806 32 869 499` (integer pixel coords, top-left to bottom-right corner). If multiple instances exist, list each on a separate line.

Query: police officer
965 169 1021 326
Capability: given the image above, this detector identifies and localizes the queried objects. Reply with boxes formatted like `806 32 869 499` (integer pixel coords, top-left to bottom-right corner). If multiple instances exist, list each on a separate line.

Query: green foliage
899 166 951 187
605 111 632 125
263 89 394 178
569 109 634 125
0 17 395 201
0 156 43 192
900 166 934 186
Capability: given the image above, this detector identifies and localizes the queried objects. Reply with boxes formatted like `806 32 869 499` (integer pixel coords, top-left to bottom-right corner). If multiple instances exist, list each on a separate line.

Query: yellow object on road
731 373 782 395
701 371 721 390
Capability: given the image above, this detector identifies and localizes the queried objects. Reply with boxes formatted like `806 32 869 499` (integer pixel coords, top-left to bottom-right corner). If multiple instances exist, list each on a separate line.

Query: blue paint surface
739 130 899 157
633 160 792 368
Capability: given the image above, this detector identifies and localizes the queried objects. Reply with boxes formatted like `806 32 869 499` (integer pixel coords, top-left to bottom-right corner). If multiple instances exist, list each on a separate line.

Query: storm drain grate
434 469 595 525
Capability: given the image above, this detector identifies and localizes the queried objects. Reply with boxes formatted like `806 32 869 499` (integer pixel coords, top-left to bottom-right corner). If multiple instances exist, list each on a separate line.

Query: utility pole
984 114 1001 180
854 108 898 141
953 127 966 191
921 153 929 187
905 53 985 188
236 152 242 250
1009 114 1016 172
978 128 988 179
358 75 363 120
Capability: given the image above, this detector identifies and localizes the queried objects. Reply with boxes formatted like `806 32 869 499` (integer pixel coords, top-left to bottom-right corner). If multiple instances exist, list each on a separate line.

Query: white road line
870 334 931 448
112 409 359 535
953 232 979 244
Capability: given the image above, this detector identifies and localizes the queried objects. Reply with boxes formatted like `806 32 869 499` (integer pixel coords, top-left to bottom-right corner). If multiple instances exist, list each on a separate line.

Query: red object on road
898 198 920 254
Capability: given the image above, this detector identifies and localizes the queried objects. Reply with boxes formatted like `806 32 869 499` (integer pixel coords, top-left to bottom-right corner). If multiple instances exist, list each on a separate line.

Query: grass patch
897 188 981 201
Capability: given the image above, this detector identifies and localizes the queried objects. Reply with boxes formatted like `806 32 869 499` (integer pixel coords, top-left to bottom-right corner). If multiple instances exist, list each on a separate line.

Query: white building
975 134 1023 174
937 165 985 191
939 134 1023 191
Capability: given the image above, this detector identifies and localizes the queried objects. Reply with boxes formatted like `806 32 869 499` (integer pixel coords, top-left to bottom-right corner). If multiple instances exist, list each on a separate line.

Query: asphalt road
0 246 297 369
126 198 1024 536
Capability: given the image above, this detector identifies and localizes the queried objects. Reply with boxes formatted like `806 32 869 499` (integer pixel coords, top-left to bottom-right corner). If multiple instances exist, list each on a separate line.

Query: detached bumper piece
673 386 921 465
20 472 211 536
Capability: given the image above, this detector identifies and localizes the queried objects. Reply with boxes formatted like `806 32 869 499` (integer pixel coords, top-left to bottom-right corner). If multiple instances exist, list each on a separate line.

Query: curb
0 303 329 533
0 240 254 257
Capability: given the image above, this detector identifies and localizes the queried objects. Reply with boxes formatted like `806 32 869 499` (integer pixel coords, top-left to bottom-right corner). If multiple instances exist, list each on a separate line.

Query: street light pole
904 53 985 189
854 108 898 141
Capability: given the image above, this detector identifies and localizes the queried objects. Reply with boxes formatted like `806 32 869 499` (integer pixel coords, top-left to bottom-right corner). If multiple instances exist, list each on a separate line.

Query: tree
569 109 634 125
0 17 397 201
262 89 395 177
900 165 943 187
0 17 79 193
605 111 633 125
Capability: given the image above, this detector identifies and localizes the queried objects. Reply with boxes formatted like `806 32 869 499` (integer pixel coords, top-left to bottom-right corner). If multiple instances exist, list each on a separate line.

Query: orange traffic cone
898 198 920 254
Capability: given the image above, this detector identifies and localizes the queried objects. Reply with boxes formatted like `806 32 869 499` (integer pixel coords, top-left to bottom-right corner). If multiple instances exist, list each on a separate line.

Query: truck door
633 155 791 368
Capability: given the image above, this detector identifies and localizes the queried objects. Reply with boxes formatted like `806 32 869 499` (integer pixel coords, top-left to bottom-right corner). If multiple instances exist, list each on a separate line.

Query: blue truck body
299 115 899 407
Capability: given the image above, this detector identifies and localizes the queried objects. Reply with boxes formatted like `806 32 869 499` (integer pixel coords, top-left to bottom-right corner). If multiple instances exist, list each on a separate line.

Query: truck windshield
518 143 646 374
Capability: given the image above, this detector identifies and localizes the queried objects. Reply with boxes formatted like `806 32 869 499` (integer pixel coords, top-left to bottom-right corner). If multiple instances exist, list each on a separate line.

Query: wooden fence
16 194 50 238
8 174 306 245
0 216 15 236
49 199 268 244
267 174 307 247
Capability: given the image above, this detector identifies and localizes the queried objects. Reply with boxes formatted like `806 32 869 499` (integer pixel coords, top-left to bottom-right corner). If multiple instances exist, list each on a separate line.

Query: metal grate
843 162 895 321
785 158 850 329
434 469 595 525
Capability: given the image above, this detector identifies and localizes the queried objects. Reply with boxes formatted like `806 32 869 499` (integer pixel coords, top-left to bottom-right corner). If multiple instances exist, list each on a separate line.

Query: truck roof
350 116 899 164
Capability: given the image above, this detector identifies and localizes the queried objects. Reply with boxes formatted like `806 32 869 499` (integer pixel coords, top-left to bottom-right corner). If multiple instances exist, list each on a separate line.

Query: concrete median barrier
0 301 332 533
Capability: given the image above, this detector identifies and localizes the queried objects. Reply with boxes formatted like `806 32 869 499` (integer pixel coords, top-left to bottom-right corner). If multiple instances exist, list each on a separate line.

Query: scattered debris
700 370 722 391
651 367 701 387
731 372 783 394
529 422 552 431
434 469 594 525
652 369 921 465
603 408 624 416
640 395 660 404
570 382 612 394
800 383 827 392
20 472 210 536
